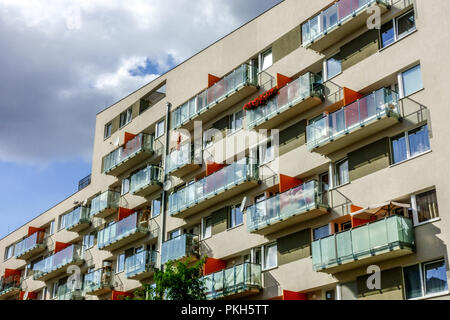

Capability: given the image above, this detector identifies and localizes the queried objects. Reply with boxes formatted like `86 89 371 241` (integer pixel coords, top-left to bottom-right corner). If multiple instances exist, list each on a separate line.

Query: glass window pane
203 217 212 239
380 20 395 48
402 65 423 96
416 189 439 223
391 134 408 164
424 260 448 295
327 54 342 79
404 264 422 299
397 11 416 38
335 159 349 186
313 225 330 241
261 49 273 71
408 125 430 157
264 244 277 269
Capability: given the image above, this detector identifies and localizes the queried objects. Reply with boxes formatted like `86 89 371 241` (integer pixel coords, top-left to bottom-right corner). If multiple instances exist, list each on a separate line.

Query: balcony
203 263 262 300
301 0 391 52
246 73 324 130
161 234 199 265
64 206 91 233
168 158 259 219
102 133 155 177
14 231 46 260
171 64 258 131
97 212 153 252
165 143 201 177
89 190 120 219
84 268 114 296
0 276 21 300
54 285 84 300
130 165 163 197
306 88 400 154
32 245 84 281
247 181 329 235
125 250 157 280
312 215 415 273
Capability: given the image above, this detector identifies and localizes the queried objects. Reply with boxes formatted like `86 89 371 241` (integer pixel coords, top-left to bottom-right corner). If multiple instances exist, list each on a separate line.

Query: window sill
227 224 244 232
402 87 425 99
409 290 449 301
389 150 432 168
379 29 418 53
332 181 351 190
414 217 441 228
262 266 278 272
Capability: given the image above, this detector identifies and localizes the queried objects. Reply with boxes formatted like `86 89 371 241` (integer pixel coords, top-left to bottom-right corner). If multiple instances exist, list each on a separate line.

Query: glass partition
130 165 163 194
171 64 258 129
247 181 324 232
125 250 157 278
97 212 144 249
14 231 46 258
83 268 112 294
63 207 90 230
32 245 83 279
161 234 199 265
168 158 258 215
165 143 194 174
312 215 415 271
89 191 120 217
246 73 323 128
306 88 399 150
103 133 154 173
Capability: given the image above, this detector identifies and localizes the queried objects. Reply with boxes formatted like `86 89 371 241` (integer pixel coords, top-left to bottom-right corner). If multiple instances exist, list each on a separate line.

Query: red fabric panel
279 174 303 193
117 208 135 221
276 73 293 89
206 162 226 177
208 74 221 88
352 216 377 228
343 87 364 106
4 269 21 279
203 258 227 276
111 291 133 300
54 242 71 254
124 132 137 146
28 227 45 237
283 290 308 300
20 291 38 300
351 205 364 213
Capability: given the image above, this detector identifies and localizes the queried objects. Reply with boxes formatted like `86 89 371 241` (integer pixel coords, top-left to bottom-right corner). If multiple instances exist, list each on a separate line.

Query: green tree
131 257 207 300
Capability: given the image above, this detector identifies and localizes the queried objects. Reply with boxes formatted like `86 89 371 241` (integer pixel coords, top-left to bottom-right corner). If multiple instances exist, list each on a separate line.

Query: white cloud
0 0 282 164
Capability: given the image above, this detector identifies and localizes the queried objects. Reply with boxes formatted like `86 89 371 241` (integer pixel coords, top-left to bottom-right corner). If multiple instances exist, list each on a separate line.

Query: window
202 216 212 239
58 214 68 231
156 119 165 138
325 290 336 300
313 225 330 241
334 159 349 187
319 172 329 204
260 49 273 71
151 199 161 218
121 177 130 195
326 54 342 80
104 122 112 139
404 259 448 299
83 232 95 249
412 189 439 225
4 245 14 260
48 220 55 235
380 10 416 48
229 110 243 134
229 204 244 229
391 125 430 164
263 243 278 270
169 229 181 240
119 108 133 128
401 64 423 97
259 140 275 165
116 253 125 273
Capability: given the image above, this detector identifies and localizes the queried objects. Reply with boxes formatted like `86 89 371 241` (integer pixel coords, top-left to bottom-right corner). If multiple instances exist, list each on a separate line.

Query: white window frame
151 198 161 218
390 124 430 165
410 189 440 227
4 245 14 261
398 64 423 98
259 48 273 72
201 216 212 240
334 158 349 188
380 9 416 50
405 259 449 300
262 242 278 271
121 177 130 195
228 110 243 135
49 220 55 235
228 204 244 229
104 122 112 139
116 253 125 274
155 119 165 139
169 229 181 240
119 108 133 128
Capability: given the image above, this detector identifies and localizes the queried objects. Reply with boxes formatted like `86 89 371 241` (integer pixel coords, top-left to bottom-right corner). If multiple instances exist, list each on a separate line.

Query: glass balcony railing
32 245 84 280
103 133 154 174
130 165 163 194
14 231 46 258
301 0 390 46
89 190 120 217
83 268 113 294
161 234 199 265
63 206 90 231
312 215 415 272
247 181 327 233
54 284 83 300
171 64 258 129
125 250 157 279
202 263 262 300
97 212 147 250
0 275 21 297
168 158 259 216
306 88 399 150
165 143 195 174
246 73 324 128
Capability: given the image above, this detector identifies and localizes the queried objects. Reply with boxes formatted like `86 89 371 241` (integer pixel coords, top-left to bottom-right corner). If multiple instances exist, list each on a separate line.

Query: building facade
1 0 449 301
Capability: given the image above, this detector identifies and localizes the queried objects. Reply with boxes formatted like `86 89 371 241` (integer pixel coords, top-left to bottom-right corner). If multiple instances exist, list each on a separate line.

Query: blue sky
0 0 282 239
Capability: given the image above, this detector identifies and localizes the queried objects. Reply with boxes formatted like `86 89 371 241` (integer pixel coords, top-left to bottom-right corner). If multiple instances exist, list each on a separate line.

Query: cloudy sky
0 0 282 239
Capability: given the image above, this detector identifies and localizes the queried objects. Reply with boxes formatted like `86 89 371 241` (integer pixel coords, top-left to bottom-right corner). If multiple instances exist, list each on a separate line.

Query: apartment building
1 0 449 301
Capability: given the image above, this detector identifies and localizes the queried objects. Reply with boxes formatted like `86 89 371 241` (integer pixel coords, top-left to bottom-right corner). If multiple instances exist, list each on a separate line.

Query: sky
0 0 283 239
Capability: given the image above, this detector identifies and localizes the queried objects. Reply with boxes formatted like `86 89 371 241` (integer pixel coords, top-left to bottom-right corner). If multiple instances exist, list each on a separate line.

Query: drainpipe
159 102 171 271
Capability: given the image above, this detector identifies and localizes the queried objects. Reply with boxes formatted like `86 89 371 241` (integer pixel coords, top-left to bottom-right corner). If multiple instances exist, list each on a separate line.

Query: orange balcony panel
276 73 293 89
283 290 308 300
279 174 303 193
111 290 133 300
208 74 221 88
117 208 135 222
206 162 227 177
203 258 227 276
54 242 71 254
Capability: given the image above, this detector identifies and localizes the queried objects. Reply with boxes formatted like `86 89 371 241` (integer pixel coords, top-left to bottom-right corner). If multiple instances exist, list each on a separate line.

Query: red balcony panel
111 290 133 300
206 162 227 177
208 74 221 88
279 174 303 193
276 73 293 89
28 227 45 237
203 258 227 276
117 208 135 221
54 242 71 254
283 290 308 300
